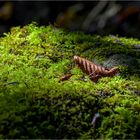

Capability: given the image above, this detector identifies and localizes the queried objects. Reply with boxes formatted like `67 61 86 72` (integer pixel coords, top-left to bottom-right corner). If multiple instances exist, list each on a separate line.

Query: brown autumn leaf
73 55 119 83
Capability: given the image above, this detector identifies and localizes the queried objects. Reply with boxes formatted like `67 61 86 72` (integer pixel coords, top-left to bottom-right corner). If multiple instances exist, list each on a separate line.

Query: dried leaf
60 73 73 82
73 55 119 82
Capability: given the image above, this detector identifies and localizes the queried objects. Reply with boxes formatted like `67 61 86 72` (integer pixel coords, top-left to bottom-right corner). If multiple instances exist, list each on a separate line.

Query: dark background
1 1 140 38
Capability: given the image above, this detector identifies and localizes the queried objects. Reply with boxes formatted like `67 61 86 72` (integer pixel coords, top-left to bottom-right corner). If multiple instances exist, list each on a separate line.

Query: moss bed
0 23 140 139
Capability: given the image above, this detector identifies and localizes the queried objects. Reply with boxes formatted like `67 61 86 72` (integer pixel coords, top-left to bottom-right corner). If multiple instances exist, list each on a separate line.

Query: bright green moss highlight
0 23 140 139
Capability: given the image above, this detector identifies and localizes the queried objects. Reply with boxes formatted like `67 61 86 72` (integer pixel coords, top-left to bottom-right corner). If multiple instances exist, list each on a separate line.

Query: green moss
0 23 140 139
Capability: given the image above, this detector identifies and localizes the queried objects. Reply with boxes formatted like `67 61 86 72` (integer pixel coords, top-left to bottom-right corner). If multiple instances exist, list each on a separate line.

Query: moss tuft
0 23 140 139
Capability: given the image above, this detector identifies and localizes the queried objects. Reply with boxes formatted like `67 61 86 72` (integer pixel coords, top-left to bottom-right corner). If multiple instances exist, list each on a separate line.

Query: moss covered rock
0 23 140 139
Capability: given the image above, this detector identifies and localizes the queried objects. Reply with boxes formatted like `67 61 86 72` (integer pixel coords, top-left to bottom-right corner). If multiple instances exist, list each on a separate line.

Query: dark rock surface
103 53 139 69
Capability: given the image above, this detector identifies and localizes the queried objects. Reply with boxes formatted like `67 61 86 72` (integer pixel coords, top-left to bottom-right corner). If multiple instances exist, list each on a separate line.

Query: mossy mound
0 23 140 139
